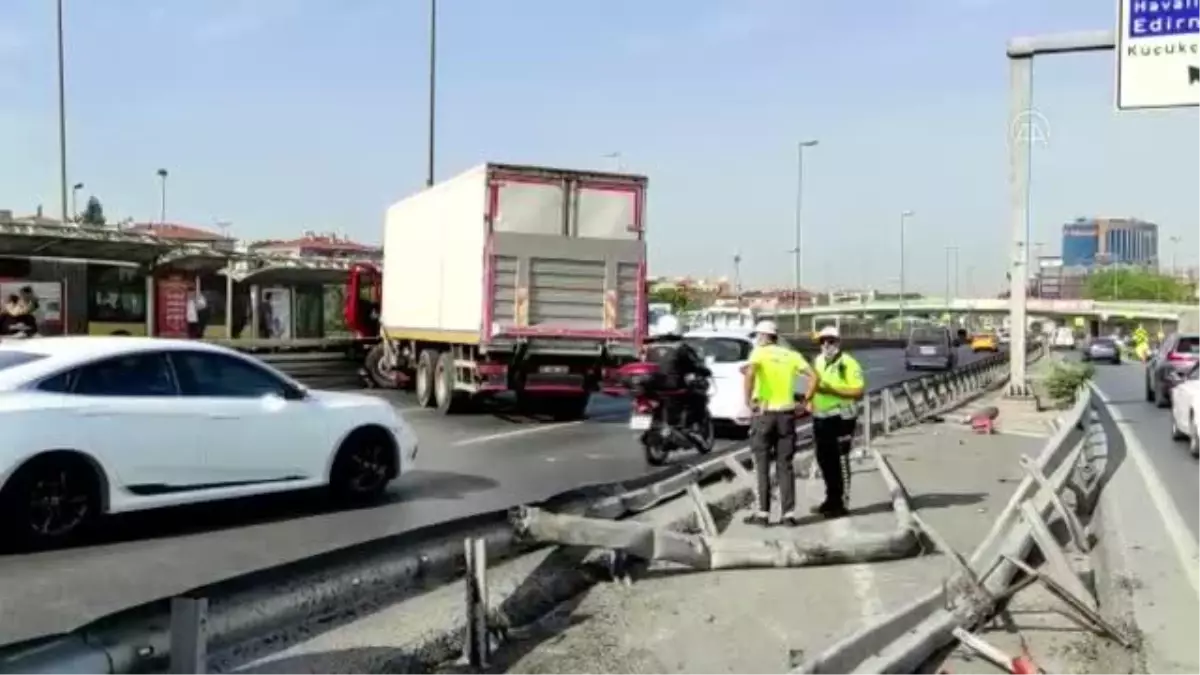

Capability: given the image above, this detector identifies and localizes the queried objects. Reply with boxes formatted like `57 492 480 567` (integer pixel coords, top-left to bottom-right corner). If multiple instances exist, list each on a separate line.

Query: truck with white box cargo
361 162 648 418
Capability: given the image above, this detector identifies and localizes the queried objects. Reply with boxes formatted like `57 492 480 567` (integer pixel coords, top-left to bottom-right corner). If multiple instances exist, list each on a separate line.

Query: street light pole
793 139 818 332
56 0 69 223
603 152 623 172
944 245 958 303
157 168 169 223
898 210 914 322
1169 235 1181 275
425 0 437 188
71 182 83 222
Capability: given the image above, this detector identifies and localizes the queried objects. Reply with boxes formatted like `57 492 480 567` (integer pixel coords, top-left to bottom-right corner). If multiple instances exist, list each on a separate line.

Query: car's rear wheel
0 454 100 550
1171 415 1189 441
330 428 397 502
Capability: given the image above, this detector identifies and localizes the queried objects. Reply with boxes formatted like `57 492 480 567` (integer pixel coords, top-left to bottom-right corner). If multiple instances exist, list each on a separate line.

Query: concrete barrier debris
0 353 1013 675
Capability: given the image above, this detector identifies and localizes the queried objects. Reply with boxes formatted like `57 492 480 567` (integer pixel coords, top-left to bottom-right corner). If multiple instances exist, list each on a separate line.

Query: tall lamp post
425 0 437 187
792 139 819 332
71 182 84 222
56 0 70 223
156 168 169 224
898 210 915 322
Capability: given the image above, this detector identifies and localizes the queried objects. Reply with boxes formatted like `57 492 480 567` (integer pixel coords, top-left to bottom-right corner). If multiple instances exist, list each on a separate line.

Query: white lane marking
1093 385 1200 597
452 421 584 447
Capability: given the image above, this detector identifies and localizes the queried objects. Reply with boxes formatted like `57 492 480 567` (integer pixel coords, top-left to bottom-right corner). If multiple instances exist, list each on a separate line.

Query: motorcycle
619 361 715 466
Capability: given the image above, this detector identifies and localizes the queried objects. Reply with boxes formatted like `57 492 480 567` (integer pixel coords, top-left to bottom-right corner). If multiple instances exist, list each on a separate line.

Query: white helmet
753 320 778 336
655 314 683 337
817 325 840 340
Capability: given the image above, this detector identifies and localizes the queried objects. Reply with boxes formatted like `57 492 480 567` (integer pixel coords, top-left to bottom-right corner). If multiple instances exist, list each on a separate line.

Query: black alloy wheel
333 437 393 499
3 459 98 547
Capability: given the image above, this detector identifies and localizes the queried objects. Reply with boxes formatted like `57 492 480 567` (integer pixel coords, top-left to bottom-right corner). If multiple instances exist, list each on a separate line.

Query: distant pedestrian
806 326 866 518
742 320 811 527
186 287 208 339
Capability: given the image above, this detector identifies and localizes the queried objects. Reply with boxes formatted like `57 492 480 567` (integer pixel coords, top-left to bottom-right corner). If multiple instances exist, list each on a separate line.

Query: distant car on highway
1081 337 1121 365
1145 332 1199 408
905 326 957 371
1050 326 1076 351
1169 361 1199 457
970 333 999 353
0 337 419 549
682 328 808 437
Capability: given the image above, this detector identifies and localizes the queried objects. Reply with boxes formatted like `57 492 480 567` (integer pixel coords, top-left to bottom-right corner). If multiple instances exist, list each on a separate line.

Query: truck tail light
1168 352 1196 363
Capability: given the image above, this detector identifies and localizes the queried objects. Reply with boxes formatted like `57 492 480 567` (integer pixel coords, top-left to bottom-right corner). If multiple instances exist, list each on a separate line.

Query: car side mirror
282 384 309 401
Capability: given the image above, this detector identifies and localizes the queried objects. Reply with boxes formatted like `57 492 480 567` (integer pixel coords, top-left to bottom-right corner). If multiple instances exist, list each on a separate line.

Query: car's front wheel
330 428 397 502
0 453 100 550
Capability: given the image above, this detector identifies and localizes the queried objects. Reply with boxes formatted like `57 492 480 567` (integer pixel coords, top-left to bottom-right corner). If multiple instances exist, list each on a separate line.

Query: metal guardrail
0 352 1016 674
794 375 1115 673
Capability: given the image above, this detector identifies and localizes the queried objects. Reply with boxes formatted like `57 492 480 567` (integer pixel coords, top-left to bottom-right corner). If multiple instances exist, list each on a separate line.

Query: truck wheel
416 349 438 408
434 351 469 414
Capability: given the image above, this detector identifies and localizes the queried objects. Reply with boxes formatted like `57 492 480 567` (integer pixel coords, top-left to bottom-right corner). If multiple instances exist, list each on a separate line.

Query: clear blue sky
1 0 1196 295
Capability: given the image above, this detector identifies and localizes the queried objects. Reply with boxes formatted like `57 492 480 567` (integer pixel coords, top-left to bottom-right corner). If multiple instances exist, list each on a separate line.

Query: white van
1051 326 1076 351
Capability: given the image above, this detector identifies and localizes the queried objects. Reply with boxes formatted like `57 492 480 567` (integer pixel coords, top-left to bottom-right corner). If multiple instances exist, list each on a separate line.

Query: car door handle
206 413 240 420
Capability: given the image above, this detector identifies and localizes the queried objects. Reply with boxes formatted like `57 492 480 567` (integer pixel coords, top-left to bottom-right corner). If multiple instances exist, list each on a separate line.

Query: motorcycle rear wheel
642 430 670 466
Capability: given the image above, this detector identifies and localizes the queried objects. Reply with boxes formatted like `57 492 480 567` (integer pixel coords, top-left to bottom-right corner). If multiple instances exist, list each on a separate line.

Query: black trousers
813 415 856 507
751 411 797 515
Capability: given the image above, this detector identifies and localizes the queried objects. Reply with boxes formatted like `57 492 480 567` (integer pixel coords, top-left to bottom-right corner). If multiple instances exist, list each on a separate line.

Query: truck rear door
484 167 646 347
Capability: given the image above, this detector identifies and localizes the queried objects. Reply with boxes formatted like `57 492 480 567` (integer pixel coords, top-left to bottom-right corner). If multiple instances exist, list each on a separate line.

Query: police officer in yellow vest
805 326 866 518
742 320 812 526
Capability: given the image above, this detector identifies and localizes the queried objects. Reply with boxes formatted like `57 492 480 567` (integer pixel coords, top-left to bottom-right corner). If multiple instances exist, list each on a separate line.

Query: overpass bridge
779 298 1196 322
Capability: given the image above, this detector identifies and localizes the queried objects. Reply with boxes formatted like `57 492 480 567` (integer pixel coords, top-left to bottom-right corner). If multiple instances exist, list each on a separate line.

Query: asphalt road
0 346 991 645
1090 361 1199 541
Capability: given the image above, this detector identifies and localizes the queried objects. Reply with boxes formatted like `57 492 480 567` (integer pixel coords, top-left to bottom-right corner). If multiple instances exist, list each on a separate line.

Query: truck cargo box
381 163 647 350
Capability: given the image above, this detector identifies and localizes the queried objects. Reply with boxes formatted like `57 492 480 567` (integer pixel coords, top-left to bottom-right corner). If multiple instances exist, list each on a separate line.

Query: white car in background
683 329 810 437
1169 361 1200 457
0 337 418 549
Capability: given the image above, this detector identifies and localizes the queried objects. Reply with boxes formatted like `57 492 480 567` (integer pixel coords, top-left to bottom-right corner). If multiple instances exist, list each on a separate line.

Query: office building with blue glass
1061 217 1158 269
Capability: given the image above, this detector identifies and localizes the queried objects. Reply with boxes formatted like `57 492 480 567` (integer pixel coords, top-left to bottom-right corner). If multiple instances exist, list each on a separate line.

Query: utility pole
71 182 83 222
157 168 169 223
56 0 69 223
732 251 743 306
792 139 818 331
425 0 437 187
898 210 914 322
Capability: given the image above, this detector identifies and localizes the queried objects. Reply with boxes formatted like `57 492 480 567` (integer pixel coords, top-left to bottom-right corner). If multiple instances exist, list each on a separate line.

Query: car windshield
0 350 47 370
1091 339 1114 348
909 329 944 345
685 337 753 363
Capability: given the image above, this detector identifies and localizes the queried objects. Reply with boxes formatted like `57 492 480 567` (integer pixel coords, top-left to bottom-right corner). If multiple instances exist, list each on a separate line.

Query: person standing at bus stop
806 326 866 519
742 320 811 527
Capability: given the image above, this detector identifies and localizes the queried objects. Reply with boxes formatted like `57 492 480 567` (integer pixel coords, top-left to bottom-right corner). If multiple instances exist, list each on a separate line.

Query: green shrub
1044 361 1095 405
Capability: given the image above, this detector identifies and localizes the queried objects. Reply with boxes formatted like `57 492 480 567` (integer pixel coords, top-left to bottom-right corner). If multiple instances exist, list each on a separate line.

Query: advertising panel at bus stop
1116 0 1200 109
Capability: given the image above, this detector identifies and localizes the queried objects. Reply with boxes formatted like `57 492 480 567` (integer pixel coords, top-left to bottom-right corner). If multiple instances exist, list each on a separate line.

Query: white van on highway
1051 326 1076 351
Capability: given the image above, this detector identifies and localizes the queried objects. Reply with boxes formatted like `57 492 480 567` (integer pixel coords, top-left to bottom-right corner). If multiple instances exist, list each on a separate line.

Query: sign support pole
1005 31 1115 396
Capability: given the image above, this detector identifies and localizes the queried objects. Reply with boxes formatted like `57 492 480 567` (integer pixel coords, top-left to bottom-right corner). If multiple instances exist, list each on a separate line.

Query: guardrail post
169 596 208 674
463 537 490 668
881 389 892 435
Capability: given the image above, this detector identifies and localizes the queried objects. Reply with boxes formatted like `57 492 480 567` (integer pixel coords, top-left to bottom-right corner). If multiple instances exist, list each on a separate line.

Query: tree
80 196 106 226
649 286 696 313
1083 268 1193 303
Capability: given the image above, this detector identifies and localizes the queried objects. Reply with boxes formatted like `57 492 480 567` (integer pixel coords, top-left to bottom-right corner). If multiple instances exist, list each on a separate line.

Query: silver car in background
1082 337 1121 364
1146 333 1200 408
905 326 957 371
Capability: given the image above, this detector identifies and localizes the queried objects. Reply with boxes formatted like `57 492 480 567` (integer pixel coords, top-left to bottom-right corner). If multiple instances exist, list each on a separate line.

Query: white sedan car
0 337 418 548
1169 361 1200 457
684 329 810 436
